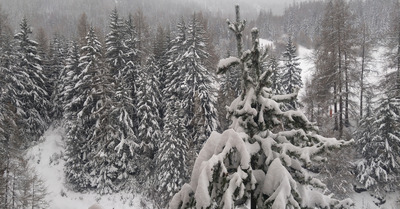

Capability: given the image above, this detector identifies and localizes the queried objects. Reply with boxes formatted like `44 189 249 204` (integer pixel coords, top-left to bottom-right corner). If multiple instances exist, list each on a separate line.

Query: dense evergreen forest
0 0 400 208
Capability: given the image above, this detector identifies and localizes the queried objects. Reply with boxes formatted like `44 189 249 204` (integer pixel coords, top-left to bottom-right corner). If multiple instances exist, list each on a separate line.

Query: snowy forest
0 0 400 208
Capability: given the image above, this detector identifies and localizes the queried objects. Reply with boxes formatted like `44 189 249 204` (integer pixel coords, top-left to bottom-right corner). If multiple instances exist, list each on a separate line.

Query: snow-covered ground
351 192 399 209
26 126 150 209
260 38 275 49
297 45 314 98
368 46 387 86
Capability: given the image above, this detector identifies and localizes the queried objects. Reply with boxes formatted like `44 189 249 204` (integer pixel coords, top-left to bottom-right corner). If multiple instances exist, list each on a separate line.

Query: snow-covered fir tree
170 7 352 208
13 17 50 143
163 18 187 98
124 14 140 68
136 57 162 185
356 2 400 193
105 8 126 77
162 17 187 121
104 12 141 184
65 26 140 194
137 57 161 157
121 13 141 135
155 26 172 129
281 35 303 110
156 99 189 208
184 14 219 154
86 64 133 194
355 91 381 190
267 55 283 95
155 18 189 207
162 15 219 181
49 34 68 120
65 26 104 191
58 41 80 120
356 91 400 193
0 29 19 145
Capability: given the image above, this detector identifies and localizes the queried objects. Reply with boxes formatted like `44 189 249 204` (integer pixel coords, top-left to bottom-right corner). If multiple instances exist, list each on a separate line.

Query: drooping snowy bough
169 8 353 208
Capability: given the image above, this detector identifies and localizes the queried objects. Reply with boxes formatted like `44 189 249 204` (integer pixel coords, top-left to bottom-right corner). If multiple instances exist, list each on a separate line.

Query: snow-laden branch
217 56 240 74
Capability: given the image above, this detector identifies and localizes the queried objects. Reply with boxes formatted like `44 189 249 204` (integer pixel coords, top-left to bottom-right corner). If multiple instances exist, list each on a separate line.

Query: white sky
194 0 310 15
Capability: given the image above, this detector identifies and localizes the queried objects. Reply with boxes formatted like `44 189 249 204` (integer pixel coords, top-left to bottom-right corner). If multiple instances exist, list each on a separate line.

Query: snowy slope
297 45 314 98
260 38 275 49
26 126 151 209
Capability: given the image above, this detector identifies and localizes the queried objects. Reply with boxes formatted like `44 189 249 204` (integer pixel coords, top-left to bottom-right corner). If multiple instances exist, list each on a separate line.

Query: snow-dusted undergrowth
26 126 151 209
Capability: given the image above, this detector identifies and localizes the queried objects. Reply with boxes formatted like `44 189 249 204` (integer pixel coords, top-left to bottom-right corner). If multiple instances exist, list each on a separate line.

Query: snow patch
260 38 275 49
297 45 314 99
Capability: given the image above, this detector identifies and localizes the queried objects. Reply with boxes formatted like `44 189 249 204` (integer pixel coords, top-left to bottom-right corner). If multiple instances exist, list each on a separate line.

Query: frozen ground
26 126 151 209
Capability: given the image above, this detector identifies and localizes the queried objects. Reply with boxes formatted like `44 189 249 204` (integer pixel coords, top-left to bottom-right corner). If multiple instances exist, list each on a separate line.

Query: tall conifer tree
171 6 352 209
14 17 50 142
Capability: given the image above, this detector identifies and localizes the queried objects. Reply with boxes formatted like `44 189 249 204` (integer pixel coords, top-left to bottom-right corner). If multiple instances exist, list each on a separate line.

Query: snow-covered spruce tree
105 16 141 189
103 64 138 193
49 34 68 120
105 8 126 77
356 90 400 193
355 91 381 190
0 27 27 208
58 41 80 120
105 10 140 170
281 35 303 110
267 55 283 95
153 19 192 206
124 13 141 68
161 14 219 177
120 13 141 134
136 57 163 196
64 27 102 191
184 14 219 156
155 18 190 207
13 17 50 143
154 26 172 128
156 99 189 208
356 2 400 193
163 17 187 99
162 17 187 119
136 57 162 191
170 26 353 208
137 57 161 164
86 63 136 194
0 67 23 209
65 26 139 194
